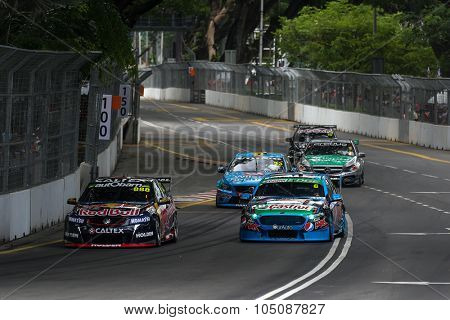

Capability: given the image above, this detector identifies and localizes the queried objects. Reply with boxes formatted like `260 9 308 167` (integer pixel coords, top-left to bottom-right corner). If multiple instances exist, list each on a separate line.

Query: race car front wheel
154 219 162 247
170 213 179 243
328 215 335 242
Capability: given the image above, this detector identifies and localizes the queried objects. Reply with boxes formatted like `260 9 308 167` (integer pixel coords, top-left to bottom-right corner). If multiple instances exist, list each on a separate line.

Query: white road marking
364 186 449 215
389 233 450 236
410 192 450 194
367 161 380 165
256 238 341 300
274 216 354 300
384 165 398 169
445 178 450 182
421 174 438 179
446 228 450 231
174 190 217 202
403 169 417 174
373 281 450 286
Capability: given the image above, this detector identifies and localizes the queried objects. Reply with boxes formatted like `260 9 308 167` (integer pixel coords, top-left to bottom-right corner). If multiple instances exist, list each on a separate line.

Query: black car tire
154 218 162 247
327 214 335 242
335 213 347 238
215 194 222 208
170 213 179 243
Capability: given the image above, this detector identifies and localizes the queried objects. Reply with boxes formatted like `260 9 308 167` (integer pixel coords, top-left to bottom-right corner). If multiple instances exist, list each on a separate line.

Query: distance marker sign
119 84 131 117
99 95 111 140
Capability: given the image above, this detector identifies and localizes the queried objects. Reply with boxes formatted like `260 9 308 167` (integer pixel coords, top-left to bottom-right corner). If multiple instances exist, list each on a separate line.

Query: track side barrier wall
144 62 450 150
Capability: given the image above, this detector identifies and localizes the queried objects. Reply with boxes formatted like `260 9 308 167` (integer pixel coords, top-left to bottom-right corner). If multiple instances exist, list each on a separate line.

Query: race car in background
239 173 347 242
297 139 365 186
64 177 178 248
286 125 337 164
216 152 294 208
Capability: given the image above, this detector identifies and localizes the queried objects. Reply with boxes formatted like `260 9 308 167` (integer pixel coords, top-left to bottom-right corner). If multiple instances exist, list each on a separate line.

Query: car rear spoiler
293 124 337 129
156 177 172 191
155 177 172 184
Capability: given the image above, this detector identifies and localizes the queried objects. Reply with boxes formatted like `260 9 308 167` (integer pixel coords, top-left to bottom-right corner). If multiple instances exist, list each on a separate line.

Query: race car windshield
294 131 334 142
255 182 325 198
229 157 285 172
79 185 155 204
305 143 355 156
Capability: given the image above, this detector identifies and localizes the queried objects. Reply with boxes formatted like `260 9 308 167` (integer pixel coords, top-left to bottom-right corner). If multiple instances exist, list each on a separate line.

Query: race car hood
305 154 352 167
74 203 150 217
250 198 325 216
224 171 267 186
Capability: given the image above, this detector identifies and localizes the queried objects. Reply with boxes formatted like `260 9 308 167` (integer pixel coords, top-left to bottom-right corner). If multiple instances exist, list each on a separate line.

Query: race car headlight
344 157 360 172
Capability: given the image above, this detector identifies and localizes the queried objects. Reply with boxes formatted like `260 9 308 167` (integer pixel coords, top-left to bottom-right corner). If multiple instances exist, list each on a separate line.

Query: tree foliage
0 0 136 73
276 0 439 76
422 3 450 76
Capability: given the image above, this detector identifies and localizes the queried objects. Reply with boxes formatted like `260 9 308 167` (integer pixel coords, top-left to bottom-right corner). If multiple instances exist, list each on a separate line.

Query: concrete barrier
203 91 449 150
205 91 289 120
144 87 190 102
409 121 449 150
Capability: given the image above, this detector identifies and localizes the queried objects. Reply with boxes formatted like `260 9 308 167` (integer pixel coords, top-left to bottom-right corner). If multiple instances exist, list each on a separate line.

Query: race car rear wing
138 176 172 191
155 177 172 192
293 124 337 129
155 177 172 184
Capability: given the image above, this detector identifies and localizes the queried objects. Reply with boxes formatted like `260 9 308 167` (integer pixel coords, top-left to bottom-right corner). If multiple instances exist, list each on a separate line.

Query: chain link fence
0 45 99 195
144 62 450 125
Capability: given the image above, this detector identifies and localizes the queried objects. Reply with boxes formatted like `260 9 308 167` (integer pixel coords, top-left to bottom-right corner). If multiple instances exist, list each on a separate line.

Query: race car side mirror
353 139 359 145
331 194 342 202
285 137 291 143
358 152 366 158
217 166 226 173
67 198 77 205
158 197 171 205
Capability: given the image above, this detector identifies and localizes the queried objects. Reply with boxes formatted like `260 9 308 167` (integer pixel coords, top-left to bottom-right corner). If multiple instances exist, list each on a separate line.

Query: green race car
297 139 366 186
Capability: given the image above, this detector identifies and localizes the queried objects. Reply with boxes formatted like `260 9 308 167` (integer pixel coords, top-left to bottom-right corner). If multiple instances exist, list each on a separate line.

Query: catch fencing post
85 67 100 181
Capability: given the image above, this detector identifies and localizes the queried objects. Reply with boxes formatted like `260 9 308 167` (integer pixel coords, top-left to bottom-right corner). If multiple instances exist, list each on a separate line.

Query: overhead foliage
421 3 450 76
276 0 439 76
0 0 136 74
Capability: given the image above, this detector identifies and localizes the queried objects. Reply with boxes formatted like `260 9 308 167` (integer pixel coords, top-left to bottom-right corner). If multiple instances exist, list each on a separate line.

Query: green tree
276 0 438 76
0 0 136 73
422 3 450 76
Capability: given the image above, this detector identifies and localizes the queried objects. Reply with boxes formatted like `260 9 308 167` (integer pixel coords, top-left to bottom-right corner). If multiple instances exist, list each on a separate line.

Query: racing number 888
254 303 325 315
133 186 150 192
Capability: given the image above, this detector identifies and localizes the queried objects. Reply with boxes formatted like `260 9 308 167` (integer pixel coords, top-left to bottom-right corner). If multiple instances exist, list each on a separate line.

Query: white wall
0 119 127 243
205 91 289 120
203 90 449 150
295 103 400 141
143 87 190 102
409 121 449 150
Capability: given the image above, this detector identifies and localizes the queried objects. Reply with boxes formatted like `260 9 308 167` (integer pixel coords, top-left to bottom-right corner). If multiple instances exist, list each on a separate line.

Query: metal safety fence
0 45 108 195
144 62 450 125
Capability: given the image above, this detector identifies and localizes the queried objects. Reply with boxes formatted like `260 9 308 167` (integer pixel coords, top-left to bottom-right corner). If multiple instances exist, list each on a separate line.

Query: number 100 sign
99 95 112 140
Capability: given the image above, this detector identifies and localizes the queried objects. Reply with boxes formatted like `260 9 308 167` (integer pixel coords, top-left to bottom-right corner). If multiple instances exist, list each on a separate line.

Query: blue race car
216 152 293 208
239 173 347 242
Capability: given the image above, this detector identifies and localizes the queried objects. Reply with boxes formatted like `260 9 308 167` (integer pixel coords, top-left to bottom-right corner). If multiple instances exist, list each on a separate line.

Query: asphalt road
0 100 449 300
